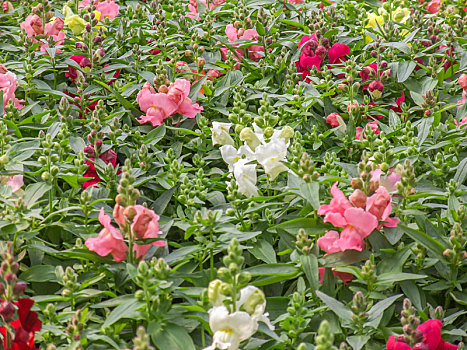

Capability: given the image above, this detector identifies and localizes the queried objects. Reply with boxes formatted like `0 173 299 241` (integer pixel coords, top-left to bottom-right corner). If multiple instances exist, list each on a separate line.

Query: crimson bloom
296 34 350 79
0 298 42 350
387 319 458 350
83 148 118 189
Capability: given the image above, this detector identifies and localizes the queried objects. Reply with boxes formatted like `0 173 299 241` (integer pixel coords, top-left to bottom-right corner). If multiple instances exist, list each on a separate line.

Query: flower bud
239 128 261 151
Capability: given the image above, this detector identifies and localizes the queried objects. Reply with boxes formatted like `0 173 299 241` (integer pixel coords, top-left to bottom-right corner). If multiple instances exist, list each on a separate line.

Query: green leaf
376 272 427 285
399 224 446 261
23 182 52 209
322 250 370 267
20 265 57 282
300 254 319 291
388 109 401 130
347 335 371 350
364 294 402 328
245 263 298 276
149 322 196 350
417 117 433 146
316 290 352 322
249 239 277 264
454 157 467 185
102 297 144 328
256 22 265 36
214 70 244 97
299 181 320 210
397 61 416 83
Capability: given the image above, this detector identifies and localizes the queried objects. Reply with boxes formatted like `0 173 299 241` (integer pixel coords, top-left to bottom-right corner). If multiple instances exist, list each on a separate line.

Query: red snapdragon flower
83 147 118 189
0 298 42 350
387 319 458 350
296 34 350 79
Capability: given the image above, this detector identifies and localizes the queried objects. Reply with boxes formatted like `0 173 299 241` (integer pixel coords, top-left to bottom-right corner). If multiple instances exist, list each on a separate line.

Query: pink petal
344 207 378 238
300 54 322 72
225 24 239 42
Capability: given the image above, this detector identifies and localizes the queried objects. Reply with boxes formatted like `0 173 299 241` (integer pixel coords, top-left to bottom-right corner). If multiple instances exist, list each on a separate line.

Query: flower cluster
83 145 118 189
318 169 400 254
296 32 350 79
136 79 203 127
212 122 293 197
85 204 165 262
221 23 265 62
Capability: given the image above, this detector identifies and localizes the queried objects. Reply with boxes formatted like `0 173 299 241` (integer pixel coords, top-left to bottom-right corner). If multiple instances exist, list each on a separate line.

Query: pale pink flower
370 169 401 193
20 14 43 36
426 0 440 13
96 0 119 20
221 24 264 62
355 121 380 140
366 186 399 228
0 70 24 112
79 0 92 7
85 207 128 262
6 175 24 193
45 17 64 36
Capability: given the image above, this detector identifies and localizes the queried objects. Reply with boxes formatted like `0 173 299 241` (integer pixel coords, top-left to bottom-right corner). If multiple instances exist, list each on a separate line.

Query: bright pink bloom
131 205 165 259
318 267 354 284
355 121 380 140
96 0 119 20
328 43 350 64
391 91 405 114
318 182 352 227
85 207 128 262
387 319 458 350
366 186 399 228
426 0 440 13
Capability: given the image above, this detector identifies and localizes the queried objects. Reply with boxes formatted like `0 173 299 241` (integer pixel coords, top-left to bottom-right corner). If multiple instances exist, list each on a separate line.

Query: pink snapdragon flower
136 79 203 127
426 0 440 14
85 207 128 262
0 65 24 113
317 183 378 253
20 15 65 51
79 0 120 20
86 205 165 262
366 186 399 228
220 24 265 62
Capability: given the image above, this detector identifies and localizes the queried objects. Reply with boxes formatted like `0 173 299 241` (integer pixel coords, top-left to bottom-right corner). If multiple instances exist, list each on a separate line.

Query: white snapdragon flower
211 122 235 146
204 286 274 350
220 145 254 172
255 137 288 180
232 159 258 198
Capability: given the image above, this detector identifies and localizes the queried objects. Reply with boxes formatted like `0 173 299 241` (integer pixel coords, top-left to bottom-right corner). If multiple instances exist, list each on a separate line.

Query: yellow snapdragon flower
365 7 410 43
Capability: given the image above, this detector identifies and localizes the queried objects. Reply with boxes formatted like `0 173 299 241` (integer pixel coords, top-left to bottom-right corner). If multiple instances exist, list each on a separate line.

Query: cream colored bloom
211 122 235 146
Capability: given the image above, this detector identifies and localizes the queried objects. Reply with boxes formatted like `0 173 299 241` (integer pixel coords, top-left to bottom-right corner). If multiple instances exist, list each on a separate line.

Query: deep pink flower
356 121 380 140
66 55 92 83
369 80 384 93
391 91 405 114
296 34 349 79
360 64 378 89
426 0 440 13
387 319 458 350
326 113 343 128
85 207 128 262
328 43 350 64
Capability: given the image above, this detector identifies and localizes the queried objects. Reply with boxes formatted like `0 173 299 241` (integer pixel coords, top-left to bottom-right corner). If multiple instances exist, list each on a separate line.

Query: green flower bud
239 127 261 151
